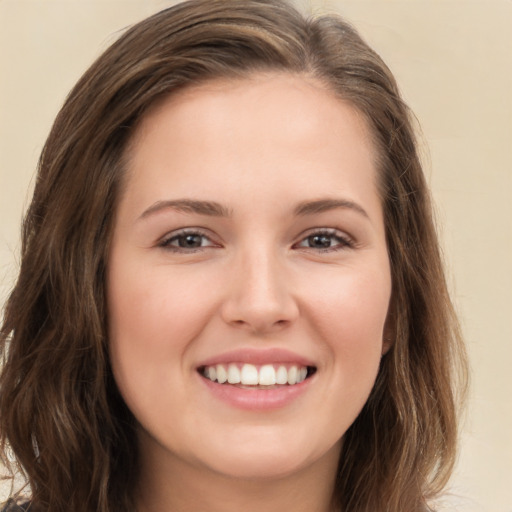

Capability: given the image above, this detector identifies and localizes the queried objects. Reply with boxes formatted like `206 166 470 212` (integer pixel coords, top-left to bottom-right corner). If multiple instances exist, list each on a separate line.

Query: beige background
1 1 511 510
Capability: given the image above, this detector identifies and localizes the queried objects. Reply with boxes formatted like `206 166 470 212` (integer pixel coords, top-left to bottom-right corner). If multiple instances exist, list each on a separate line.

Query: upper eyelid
296 227 353 241
158 227 218 246
156 226 354 247
293 228 356 250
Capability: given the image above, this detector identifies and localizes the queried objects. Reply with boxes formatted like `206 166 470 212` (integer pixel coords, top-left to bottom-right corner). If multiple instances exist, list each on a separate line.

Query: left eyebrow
138 199 232 221
294 198 369 219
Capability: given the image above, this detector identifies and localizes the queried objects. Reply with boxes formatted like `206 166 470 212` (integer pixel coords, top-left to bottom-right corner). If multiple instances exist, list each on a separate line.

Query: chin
195 432 342 481
206 453 312 481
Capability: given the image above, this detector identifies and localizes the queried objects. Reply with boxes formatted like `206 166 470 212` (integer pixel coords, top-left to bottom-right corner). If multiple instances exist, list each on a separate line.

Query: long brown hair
0 1 467 511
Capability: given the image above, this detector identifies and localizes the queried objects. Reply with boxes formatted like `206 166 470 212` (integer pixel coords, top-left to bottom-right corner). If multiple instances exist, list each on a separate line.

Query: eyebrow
138 197 369 222
138 199 232 220
294 198 369 219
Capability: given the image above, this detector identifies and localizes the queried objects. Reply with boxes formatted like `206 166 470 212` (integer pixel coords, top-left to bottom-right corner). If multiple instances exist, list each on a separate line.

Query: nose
220 247 299 335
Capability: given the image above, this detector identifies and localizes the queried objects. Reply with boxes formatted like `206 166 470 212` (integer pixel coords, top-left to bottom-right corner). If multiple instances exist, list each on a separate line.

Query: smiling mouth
199 363 317 388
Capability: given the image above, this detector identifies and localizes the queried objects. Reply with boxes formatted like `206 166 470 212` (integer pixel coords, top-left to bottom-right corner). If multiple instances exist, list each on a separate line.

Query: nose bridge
222 241 298 332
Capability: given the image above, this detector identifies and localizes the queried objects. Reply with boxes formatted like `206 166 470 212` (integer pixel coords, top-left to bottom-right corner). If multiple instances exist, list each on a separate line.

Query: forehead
130 72 376 163
120 72 381 221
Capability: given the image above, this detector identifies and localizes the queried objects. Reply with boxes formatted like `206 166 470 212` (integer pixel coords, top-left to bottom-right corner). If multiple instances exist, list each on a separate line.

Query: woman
0 1 467 511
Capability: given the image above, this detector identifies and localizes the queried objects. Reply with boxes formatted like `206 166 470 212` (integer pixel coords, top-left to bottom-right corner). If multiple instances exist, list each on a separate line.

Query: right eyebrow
293 198 369 219
138 199 232 221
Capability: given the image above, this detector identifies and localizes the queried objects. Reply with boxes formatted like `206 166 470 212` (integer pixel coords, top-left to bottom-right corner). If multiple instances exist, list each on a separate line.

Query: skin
107 72 392 512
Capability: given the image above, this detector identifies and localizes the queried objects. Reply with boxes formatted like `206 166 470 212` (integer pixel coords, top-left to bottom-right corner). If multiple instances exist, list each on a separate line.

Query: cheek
108 261 216 350
310 270 390 430
306 266 391 343
106 259 221 406
302 265 391 393
106 262 220 438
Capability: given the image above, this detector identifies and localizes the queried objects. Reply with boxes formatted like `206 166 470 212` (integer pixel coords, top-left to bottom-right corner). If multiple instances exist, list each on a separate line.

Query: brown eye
306 234 334 249
160 230 217 251
175 234 204 248
295 229 353 252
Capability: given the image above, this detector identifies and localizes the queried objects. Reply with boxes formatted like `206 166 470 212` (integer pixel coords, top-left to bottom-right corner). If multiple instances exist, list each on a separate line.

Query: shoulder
1 499 31 511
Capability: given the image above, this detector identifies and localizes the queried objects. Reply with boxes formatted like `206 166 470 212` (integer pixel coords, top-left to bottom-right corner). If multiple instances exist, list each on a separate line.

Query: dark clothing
1 500 30 511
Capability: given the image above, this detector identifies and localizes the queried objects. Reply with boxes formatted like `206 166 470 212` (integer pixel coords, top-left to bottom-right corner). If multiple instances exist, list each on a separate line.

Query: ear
382 334 394 355
382 297 396 356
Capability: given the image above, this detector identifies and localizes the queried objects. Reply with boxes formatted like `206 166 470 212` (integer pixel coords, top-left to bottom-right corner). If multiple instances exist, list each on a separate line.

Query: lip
199 372 314 411
197 348 315 368
196 348 316 411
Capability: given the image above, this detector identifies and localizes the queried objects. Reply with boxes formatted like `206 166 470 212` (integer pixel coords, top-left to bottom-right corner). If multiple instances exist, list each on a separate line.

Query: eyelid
293 227 355 251
156 226 355 253
158 227 221 251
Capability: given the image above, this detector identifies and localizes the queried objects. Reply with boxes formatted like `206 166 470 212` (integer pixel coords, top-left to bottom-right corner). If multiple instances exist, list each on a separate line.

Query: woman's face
107 73 392 481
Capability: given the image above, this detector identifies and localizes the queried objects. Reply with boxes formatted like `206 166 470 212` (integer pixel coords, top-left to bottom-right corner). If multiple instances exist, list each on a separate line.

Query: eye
294 229 354 252
159 229 218 252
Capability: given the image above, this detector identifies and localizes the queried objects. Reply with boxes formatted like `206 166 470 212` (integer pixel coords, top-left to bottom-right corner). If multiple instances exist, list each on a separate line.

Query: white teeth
287 366 298 385
203 363 311 386
227 364 241 384
276 365 288 385
207 366 217 381
216 364 227 384
258 364 276 386
240 364 259 385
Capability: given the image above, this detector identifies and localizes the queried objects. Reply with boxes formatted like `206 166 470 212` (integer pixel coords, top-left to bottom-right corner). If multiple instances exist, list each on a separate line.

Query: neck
135 433 340 512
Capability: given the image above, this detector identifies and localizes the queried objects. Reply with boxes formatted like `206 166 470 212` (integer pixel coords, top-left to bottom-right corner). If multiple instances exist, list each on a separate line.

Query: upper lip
197 348 316 368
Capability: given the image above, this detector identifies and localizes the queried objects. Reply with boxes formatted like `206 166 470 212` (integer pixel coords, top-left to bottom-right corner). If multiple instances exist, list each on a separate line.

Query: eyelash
158 228 354 253
158 228 217 252
293 229 354 253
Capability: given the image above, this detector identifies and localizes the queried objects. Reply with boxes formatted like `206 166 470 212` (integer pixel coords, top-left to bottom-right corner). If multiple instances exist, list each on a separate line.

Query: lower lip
199 374 313 411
